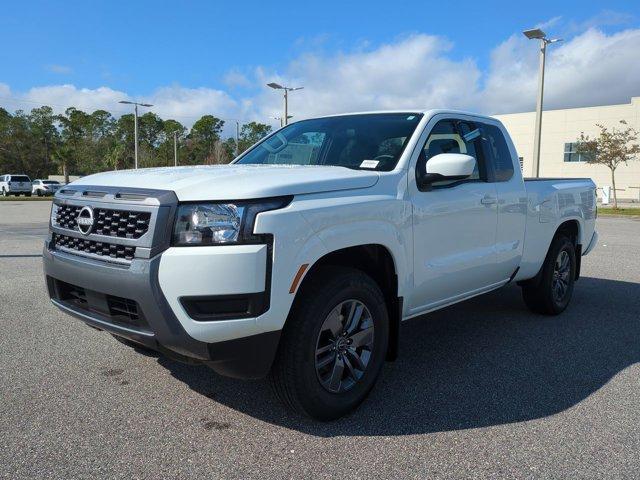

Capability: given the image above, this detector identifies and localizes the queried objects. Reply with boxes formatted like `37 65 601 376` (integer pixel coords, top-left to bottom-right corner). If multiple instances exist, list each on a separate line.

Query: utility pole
173 131 178 167
523 28 562 177
235 121 240 157
134 104 138 168
118 100 154 169
267 83 303 127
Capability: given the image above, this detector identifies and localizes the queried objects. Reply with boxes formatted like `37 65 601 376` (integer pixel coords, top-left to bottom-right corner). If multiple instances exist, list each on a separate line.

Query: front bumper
43 243 281 379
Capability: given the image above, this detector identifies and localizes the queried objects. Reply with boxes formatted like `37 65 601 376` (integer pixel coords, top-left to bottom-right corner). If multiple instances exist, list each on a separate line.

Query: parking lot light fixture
267 83 304 126
522 28 563 178
271 115 294 128
118 100 154 169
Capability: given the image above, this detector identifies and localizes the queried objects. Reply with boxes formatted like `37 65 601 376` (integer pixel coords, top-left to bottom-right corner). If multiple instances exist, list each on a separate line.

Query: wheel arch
291 243 402 361
519 218 583 287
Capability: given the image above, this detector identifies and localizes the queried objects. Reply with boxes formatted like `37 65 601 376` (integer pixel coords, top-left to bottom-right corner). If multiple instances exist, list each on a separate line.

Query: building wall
494 97 640 201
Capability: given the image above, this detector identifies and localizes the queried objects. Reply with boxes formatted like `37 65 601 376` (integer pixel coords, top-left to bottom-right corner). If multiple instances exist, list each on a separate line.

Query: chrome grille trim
49 185 178 264
53 233 135 265
54 204 152 239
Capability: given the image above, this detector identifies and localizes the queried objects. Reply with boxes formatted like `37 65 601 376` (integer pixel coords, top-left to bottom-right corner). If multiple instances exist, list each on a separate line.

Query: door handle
480 196 497 205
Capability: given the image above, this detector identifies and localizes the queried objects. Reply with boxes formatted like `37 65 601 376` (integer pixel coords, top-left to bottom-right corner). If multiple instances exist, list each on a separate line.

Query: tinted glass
11 176 31 182
236 113 423 171
419 119 486 187
481 124 514 182
43 180 59 185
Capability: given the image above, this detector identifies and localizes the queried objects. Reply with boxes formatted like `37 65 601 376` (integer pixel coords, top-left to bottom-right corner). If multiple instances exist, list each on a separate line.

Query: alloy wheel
315 299 375 393
552 249 571 303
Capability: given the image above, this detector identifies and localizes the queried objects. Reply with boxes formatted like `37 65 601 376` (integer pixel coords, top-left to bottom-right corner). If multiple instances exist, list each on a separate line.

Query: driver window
417 119 486 187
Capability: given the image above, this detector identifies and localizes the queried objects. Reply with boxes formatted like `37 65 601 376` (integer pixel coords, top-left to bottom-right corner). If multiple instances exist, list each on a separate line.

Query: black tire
25 193 32 197
269 266 389 420
1 188 7 197
36 190 42 197
522 235 576 315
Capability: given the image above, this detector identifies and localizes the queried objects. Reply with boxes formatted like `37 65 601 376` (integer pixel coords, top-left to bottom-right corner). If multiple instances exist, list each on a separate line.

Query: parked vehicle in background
1 174 32 196
43 110 598 420
32 179 62 196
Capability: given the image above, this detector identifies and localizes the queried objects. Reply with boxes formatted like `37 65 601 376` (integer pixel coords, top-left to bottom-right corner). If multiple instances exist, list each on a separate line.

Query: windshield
236 113 423 171
43 180 59 185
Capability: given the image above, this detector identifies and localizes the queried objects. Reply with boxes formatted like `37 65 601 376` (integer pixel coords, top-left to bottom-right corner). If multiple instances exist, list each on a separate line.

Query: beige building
494 96 640 201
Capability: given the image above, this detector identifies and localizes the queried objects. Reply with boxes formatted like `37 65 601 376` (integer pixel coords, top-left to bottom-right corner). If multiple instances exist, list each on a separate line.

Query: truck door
408 117 503 315
479 122 526 280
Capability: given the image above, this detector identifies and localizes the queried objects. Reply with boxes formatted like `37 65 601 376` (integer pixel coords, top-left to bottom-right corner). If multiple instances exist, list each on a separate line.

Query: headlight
172 197 291 246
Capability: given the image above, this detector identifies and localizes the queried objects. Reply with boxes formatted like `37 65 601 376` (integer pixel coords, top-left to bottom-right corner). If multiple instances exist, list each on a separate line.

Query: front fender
252 193 411 333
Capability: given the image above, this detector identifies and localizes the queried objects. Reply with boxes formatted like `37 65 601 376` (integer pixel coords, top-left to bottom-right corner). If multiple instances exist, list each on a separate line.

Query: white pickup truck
44 110 597 420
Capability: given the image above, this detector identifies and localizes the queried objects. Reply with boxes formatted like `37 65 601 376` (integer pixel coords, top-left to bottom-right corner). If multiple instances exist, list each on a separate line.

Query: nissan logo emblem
76 206 95 235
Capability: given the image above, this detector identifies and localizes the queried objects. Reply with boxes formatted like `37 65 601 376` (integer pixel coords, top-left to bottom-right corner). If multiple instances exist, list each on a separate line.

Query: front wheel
1 189 8 197
522 235 576 315
269 266 389 420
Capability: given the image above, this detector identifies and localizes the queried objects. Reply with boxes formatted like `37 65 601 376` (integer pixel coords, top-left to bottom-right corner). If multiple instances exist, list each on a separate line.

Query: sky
1 0 639 132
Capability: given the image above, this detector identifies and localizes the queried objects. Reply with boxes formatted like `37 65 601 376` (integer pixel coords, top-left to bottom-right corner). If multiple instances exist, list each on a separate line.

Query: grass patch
598 207 640 216
0 196 53 201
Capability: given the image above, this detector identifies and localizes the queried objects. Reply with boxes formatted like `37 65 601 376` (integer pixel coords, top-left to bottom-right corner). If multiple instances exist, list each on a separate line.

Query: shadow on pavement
158 276 640 436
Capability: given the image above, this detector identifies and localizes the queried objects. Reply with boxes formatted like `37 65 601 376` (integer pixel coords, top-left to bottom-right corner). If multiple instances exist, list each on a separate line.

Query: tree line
0 105 273 181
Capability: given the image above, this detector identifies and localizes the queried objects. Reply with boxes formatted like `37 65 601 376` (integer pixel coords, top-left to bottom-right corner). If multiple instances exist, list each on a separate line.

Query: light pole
235 120 240 157
522 28 562 177
271 115 293 128
173 131 178 167
267 83 303 126
118 100 153 169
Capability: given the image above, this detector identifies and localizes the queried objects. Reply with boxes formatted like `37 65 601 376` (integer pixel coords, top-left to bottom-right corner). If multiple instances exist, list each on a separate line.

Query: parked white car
43 110 598 419
0 174 32 196
32 179 62 196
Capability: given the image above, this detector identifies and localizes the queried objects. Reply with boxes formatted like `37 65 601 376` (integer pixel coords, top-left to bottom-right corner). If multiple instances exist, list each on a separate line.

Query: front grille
53 279 149 331
55 204 151 239
56 281 88 308
107 296 142 326
53 233 136 262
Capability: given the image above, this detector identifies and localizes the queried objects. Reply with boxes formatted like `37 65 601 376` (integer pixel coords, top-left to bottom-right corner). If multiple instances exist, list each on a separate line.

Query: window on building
563 142 589 162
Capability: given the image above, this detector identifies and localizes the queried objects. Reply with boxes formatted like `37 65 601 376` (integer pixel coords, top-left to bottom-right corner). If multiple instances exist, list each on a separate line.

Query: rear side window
481 124 514 182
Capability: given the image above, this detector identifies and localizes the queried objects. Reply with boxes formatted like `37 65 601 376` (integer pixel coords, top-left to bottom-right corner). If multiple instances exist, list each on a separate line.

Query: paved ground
1 200 639 479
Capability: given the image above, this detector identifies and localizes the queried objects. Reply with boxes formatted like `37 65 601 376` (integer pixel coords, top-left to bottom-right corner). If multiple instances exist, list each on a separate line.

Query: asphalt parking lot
1 200 639 479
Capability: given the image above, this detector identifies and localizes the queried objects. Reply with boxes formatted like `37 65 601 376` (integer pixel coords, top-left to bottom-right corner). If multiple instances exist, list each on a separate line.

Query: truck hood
70 164 380 201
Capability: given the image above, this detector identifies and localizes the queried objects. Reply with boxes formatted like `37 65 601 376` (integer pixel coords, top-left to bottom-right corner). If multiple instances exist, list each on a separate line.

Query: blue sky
1 0 639 128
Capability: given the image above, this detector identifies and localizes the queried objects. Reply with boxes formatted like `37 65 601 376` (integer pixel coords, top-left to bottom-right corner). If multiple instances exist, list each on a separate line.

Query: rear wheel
1 188 7 197
269 266 389 420
25 193 32 197
522 235 576 315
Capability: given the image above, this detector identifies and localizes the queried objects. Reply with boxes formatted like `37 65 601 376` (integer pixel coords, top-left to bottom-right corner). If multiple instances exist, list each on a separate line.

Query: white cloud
222 70 252 89
46 64 73 74
0 84 238 127
140 85 238 122
484 27 640 113
22 84 127 113
2 25 640 129
247 34 482 122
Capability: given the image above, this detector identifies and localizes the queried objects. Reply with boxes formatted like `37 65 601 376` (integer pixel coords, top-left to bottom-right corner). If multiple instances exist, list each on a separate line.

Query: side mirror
418 153 476 190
